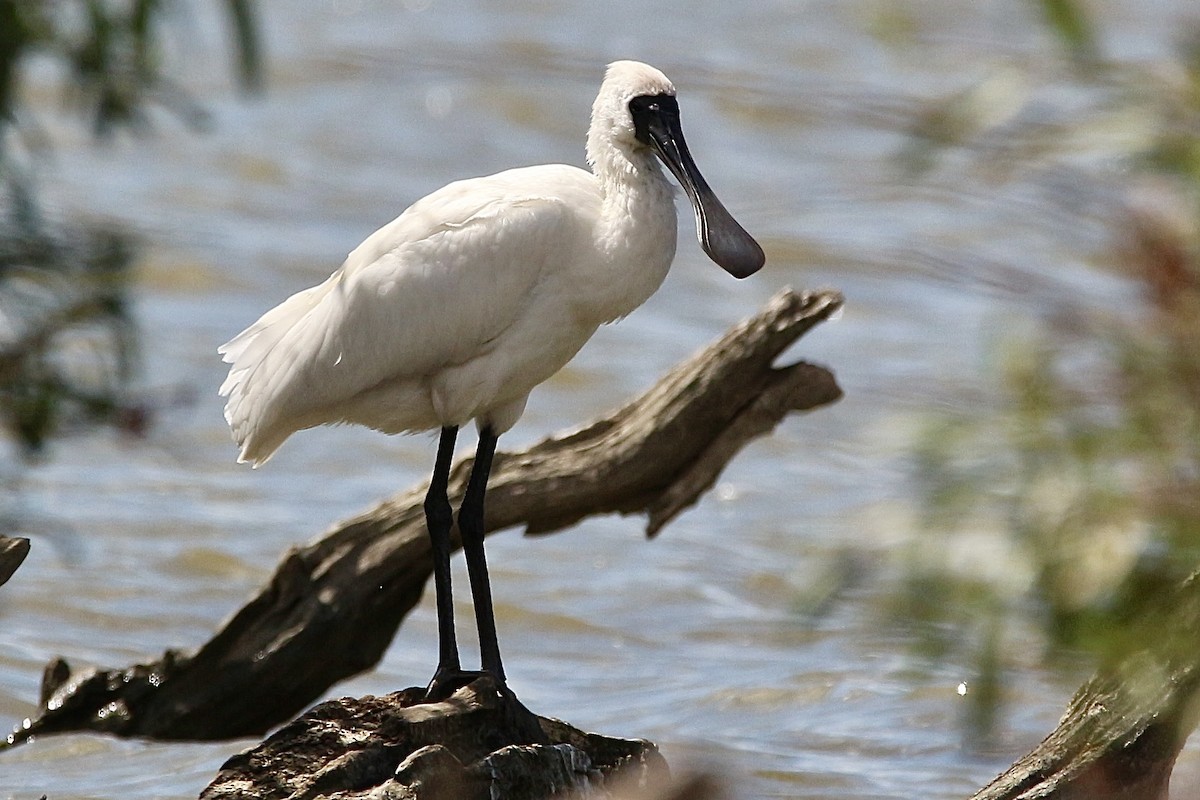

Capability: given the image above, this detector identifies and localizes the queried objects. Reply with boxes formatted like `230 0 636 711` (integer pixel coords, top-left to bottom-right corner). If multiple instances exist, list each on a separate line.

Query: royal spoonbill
219 60 764 699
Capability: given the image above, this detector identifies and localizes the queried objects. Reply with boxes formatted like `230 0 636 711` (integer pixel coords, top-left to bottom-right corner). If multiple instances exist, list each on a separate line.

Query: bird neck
585 147 679 322
589 138 666 195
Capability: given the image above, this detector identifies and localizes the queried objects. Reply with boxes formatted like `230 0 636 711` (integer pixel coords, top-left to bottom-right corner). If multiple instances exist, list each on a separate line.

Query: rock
200 677 668 800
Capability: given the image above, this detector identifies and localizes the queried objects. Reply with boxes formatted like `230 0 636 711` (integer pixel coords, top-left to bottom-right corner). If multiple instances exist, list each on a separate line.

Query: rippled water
3 1 1199 798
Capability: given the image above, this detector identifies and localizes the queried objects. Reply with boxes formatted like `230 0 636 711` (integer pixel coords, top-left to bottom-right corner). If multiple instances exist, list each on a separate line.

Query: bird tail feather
218 279 336 466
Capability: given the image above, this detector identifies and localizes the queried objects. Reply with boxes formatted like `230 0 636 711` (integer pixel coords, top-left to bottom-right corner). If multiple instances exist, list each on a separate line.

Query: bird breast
220 160 681 462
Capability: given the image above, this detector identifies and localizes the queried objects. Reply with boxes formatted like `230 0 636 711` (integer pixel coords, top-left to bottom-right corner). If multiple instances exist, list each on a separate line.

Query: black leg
424 425 461 695
459 426 505 683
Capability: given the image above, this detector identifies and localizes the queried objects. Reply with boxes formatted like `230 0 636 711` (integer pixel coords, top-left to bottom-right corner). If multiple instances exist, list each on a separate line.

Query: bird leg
459 426 506 685
424 425 469 699
423 425 507 702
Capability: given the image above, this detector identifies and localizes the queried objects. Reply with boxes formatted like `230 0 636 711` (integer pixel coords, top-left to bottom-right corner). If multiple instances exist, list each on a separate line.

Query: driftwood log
0 535 30 587
3 287 844 748
971 570 1200 800
2 282 1196 799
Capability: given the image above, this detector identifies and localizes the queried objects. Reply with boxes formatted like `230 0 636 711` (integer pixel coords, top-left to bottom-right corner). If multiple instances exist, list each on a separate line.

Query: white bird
218 60 763 699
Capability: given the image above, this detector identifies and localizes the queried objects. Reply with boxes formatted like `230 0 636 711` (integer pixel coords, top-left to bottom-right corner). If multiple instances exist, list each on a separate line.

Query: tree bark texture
972 570 1200 800
0 535 30 588
3 287 844 747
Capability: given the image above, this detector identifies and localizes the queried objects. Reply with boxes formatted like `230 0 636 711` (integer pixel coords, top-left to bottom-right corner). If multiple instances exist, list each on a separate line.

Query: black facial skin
628 92 765 279
630 93 681 148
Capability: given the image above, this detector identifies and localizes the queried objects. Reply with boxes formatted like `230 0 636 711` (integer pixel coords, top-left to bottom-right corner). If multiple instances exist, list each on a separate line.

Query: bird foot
424 668 505 703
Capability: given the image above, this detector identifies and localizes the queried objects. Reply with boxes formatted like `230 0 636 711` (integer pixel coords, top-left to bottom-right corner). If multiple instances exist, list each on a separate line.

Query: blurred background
2 0 1200 797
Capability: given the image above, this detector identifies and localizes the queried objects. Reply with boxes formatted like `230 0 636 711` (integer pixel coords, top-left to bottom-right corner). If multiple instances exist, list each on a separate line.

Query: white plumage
218 61 763 695
221 63 720 465
220 164 654 464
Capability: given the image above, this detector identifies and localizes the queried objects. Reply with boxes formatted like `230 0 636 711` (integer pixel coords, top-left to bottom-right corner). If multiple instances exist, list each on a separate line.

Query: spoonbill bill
219 60 764 699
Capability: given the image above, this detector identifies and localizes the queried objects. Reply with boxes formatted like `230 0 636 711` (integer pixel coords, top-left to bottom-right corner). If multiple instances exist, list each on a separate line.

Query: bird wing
220 164 598 464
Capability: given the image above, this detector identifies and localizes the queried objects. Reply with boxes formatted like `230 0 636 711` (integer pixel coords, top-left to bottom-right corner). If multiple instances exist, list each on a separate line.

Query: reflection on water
1 1 1197 797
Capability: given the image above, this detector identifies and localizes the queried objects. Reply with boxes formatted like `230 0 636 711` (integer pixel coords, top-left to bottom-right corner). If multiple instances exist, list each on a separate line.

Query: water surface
2 1 1196 798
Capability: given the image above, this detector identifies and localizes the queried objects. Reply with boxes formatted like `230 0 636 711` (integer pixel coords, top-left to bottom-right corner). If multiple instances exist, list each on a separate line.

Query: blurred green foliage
905 4 1200 742
0 0 259 458
1034 0 1100 66
0 224 138 457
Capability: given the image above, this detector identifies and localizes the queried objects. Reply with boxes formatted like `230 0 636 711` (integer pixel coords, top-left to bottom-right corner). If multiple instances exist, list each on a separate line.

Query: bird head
587 60 765 280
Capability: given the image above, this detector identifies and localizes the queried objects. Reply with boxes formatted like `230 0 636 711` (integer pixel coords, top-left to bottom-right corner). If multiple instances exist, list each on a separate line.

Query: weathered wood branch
4 287 843 747
971 570 1200 800
0 535 30 588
